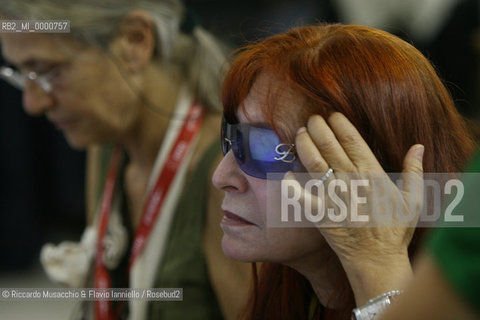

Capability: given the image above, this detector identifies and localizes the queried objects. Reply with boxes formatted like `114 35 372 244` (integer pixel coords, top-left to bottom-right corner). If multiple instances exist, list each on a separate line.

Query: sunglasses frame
221 116 303 179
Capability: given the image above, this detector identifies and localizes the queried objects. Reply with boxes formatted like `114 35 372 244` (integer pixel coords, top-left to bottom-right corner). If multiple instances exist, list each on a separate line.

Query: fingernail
413 144 424 160
297 127 307 135
283 171 292 180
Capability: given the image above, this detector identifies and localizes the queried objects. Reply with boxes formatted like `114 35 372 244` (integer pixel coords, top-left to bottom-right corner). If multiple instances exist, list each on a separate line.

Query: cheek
57 69 138 127
253 180 326 260
248 178 269 225
89 70 139 125
62 53 136 110
264 179 286 227
263 180 328 262
265 228 326 262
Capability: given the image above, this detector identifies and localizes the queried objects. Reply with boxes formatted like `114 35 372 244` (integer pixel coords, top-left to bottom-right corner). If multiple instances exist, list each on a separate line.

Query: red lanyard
94 103 204 320
94 144 122 320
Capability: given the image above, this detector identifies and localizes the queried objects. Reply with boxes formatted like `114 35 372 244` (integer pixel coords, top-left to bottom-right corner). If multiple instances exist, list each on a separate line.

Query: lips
221 210 255 226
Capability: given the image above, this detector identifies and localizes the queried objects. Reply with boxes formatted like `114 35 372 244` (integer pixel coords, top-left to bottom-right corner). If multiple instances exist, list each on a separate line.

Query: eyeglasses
0 64 61 93
221 116 303 179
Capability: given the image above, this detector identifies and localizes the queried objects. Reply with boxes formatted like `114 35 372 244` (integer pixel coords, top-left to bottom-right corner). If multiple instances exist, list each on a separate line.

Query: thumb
400 144 424 218
402 144 424 174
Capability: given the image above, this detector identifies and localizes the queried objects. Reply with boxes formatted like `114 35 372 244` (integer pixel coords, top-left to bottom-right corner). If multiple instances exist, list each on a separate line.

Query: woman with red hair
212 24 476 319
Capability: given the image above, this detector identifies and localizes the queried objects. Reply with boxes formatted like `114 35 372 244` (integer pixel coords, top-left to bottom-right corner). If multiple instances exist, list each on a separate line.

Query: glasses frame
221 116 302 179
0 64 61 93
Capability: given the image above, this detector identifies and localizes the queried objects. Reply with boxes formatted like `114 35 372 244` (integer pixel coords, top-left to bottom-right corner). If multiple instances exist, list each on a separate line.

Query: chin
64 134 93 150
221 235 266 263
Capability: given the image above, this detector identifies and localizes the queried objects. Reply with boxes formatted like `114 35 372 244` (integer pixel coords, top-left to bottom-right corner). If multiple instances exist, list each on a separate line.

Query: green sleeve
427 227 480 313
426 150 480 313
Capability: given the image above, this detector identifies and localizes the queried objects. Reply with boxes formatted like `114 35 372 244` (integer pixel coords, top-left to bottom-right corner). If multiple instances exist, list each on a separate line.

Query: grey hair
0 0 226 111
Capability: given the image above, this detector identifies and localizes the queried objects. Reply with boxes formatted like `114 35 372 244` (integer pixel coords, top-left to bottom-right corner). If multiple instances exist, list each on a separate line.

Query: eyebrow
5 57 60 70
21 59 40 69
24 58 60 68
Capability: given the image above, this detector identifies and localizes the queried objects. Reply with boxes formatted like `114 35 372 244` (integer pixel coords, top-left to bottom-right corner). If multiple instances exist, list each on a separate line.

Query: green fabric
148 141 224 319
94 143 117 207
426 150 480 314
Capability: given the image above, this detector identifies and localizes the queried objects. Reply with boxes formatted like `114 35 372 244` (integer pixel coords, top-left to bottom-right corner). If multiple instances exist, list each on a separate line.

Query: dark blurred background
0 78 86 270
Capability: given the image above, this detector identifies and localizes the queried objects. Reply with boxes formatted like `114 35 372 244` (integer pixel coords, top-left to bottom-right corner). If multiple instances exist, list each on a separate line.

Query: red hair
222 24 476 319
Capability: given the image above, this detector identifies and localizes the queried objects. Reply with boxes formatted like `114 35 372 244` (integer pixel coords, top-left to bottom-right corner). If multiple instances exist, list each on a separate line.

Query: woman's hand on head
283 113 425 305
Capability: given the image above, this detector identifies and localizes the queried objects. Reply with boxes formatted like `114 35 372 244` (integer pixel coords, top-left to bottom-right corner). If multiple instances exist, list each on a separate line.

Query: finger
295 127 330 175
283 171 356 229
401 144 424 191
307 114 356 172
327 112 382 171
400 144 424 219
282 171 326 226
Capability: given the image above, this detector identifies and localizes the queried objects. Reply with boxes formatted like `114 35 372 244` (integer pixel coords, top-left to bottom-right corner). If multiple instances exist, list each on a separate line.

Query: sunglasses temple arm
0 67 25 90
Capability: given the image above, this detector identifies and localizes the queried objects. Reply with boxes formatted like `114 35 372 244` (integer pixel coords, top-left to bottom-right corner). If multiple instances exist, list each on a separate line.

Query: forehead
238 84 264 124
239 72 305 128
0 33 80 65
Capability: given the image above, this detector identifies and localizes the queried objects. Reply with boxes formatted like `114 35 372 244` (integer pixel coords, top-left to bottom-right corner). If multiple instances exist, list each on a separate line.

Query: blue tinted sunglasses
221 117 303 179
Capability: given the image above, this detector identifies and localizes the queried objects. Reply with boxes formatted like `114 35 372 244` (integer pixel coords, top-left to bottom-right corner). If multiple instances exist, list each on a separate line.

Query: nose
22 80 55 116
212 150 248 193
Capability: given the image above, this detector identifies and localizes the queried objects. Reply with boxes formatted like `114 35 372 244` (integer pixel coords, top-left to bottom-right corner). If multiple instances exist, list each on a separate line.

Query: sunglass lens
220 116 300 179
232 129 244 163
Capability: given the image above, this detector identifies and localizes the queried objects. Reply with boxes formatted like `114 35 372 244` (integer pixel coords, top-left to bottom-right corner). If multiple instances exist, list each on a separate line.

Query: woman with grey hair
0 0 250 319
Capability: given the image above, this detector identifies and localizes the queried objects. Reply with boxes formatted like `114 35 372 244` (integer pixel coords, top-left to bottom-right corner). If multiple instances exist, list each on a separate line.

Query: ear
109 10 155 72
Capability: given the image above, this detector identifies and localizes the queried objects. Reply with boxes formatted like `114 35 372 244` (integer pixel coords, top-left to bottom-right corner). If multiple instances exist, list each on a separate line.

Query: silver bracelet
351 290 403 320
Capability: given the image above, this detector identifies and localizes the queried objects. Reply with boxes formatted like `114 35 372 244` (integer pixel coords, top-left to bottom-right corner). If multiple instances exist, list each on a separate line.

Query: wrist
341 251 412 306
351 290 403 320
